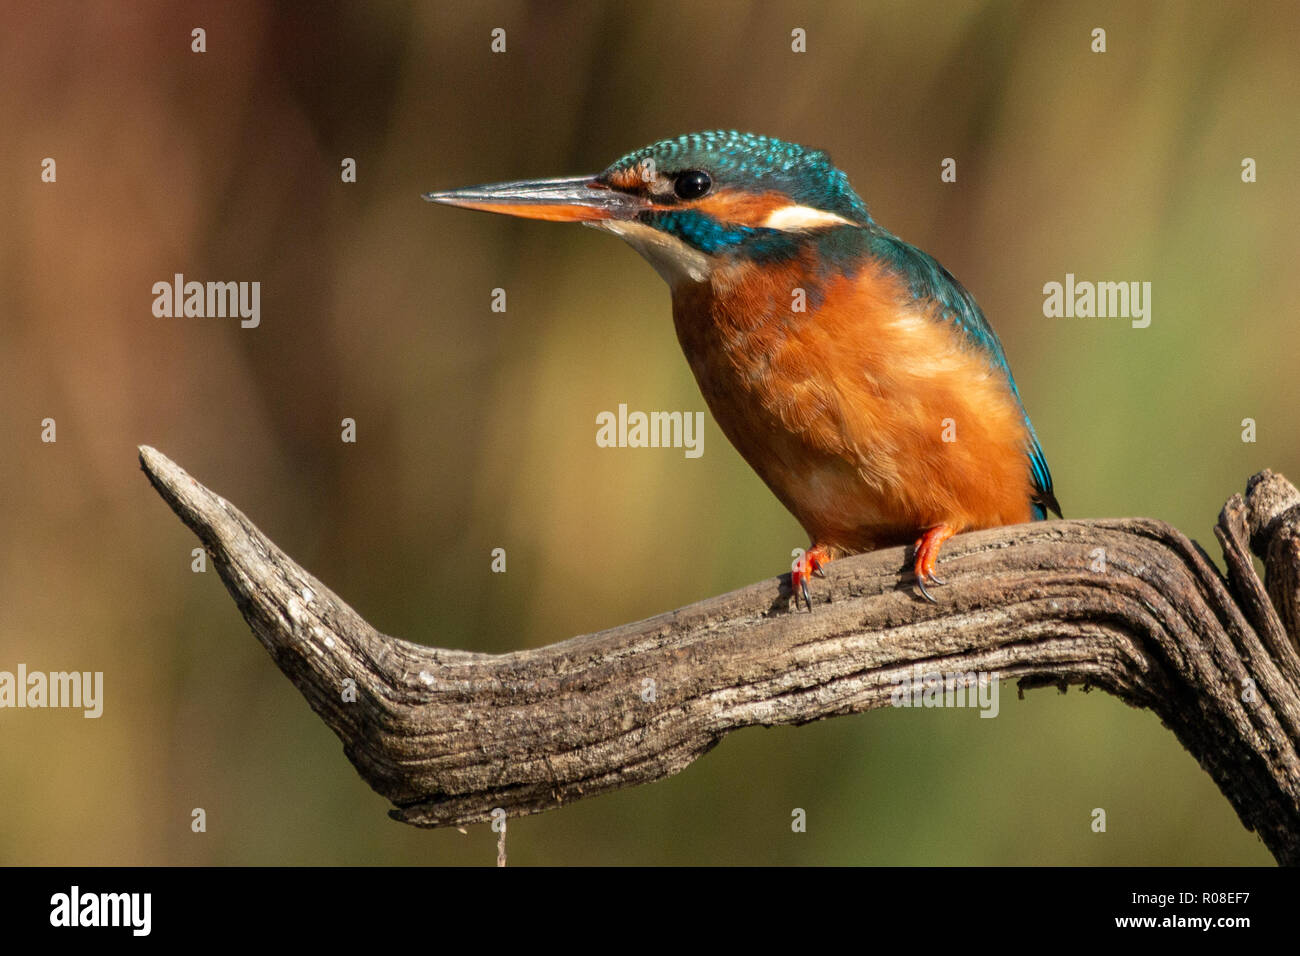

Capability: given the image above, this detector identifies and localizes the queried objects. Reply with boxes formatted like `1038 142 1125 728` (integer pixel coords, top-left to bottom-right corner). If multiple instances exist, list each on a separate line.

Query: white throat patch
588 203 853 290
588 219 712 288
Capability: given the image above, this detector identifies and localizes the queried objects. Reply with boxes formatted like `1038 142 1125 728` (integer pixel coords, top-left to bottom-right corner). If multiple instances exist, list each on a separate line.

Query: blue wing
866 231 1060 519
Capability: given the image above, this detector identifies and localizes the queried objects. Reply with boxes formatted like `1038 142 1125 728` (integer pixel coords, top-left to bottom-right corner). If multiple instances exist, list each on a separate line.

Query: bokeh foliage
1 0 1295 864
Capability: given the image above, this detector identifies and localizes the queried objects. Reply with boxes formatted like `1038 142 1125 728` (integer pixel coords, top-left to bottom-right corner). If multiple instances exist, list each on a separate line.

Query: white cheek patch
761 205 854 230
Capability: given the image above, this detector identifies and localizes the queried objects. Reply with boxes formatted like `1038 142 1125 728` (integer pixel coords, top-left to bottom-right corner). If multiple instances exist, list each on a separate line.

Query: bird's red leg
912 524 955 603
792 544 831 610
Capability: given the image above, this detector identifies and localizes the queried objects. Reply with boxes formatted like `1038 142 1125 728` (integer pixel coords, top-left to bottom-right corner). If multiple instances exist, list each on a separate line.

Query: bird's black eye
674 169 712 200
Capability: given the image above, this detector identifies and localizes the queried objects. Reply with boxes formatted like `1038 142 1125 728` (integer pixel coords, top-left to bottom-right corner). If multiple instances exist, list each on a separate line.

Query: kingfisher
425 131 1059 607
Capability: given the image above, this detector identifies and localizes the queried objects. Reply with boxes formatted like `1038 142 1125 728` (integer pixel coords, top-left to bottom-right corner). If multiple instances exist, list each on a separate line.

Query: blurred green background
2 0 1296 865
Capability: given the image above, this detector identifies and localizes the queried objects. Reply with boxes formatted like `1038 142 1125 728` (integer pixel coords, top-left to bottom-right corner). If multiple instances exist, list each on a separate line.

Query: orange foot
912 525 956 603
792 544 831 611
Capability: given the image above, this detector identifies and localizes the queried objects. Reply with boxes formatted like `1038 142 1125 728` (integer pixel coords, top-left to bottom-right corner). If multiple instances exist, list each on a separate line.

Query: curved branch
138 447 1300 864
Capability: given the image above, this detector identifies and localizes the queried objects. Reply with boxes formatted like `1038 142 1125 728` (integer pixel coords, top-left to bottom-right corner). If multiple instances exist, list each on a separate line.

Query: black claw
812 566 826 579
916 576 939 604
927 572 946 586
800 577 813 610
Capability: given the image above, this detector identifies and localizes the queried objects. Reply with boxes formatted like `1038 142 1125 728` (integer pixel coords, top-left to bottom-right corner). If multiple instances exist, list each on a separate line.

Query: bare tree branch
138 446 1300 864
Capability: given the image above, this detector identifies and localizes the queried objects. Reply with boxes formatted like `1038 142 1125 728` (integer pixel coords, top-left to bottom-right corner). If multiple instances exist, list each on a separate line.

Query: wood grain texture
138 447 1300 864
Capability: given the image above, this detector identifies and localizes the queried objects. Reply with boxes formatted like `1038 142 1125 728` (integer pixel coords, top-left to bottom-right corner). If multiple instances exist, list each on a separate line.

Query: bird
425 131 1059 608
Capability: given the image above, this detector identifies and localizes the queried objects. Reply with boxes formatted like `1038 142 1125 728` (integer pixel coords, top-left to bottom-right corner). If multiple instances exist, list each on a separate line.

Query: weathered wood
138 446 1300 864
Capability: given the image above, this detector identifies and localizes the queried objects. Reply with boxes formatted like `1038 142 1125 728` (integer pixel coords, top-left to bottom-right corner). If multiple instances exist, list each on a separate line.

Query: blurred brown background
1 0 1296 864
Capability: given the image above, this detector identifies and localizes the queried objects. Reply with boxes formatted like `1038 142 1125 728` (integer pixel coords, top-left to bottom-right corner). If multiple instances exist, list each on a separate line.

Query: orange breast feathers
672 258 1037 556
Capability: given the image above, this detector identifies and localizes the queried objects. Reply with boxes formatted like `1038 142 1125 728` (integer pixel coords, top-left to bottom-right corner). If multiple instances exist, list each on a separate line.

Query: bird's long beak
423 175 649 222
